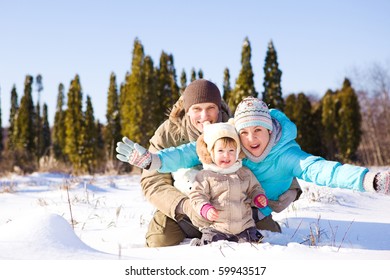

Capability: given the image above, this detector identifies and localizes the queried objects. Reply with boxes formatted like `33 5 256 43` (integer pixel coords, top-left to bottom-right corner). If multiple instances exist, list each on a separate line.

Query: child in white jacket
189 121 267 245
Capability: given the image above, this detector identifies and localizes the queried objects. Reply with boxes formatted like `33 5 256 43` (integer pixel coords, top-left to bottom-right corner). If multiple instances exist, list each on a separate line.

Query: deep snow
1 170 389 278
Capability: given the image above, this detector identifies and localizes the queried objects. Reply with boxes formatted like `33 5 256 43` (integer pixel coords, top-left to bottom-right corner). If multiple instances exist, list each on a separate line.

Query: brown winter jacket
190 166 265 235
140 95 232 220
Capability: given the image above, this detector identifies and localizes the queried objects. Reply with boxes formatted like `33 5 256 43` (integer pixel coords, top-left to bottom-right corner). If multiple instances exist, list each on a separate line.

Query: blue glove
116 137 152 169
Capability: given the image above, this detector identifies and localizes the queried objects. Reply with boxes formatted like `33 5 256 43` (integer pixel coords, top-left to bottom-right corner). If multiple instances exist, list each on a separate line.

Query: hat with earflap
196 120 241 164
234 96 273 132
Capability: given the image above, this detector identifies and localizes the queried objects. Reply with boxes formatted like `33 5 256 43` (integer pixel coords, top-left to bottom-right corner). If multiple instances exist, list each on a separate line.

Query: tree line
0 37 389 175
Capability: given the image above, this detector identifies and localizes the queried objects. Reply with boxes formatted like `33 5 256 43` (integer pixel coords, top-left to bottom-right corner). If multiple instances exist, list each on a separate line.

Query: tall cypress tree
285 93 323 156
294 93 317 154
105 72 122 160
262 40 284 110
321 89 339 160
222 68 232 104
121 38 145 145
180 69 187 95
64 75 84 170
79 95 97 173
41 103 51 157
229 37 257 113
52 83 67 162
7 85 19 151
198 69 204 79
143 55 158 146
34 75 44 164
96 120 106 171
34 102 43 164
284 94 297 122
337 78 362 162
12 75 36 171
15 75 35 154
168 54 180 103
190 68 196 82
156 51 179 128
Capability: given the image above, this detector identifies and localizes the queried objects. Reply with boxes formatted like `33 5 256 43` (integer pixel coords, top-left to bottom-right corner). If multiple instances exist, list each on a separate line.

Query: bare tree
353 63 390 166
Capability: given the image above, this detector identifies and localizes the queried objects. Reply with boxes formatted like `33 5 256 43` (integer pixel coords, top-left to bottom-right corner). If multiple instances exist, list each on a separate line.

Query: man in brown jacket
125 79 301 247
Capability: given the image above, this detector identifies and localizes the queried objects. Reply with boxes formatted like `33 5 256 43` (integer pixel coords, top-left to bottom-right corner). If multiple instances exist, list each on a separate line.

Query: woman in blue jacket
117 97 389 224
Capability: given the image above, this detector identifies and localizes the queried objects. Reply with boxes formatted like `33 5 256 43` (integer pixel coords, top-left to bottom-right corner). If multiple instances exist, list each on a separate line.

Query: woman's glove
364 171 390 195
116 137 160 170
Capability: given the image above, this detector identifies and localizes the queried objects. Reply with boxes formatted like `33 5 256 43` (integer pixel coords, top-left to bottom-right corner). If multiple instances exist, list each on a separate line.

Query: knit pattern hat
183 79 222 112
203 121 241 158
234 97 273 132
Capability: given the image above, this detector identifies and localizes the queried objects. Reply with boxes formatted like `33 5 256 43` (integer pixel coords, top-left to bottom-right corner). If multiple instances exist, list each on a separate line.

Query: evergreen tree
13 75 36 171
190 68 196 82
52 83 67 162
311 101 327 157
285 93 324 156
79 95 97 173
294 93 318 154
262 40 284 110
34 102 43 163
198 69 204 79
284 94 296 122
7 85 19 151
64 75 84 170
168 54 180 102
156 51 179 129
229 37 257 113
105 72 122 161
222 68 232 103
15 75 35 154
41 103 51 157
95 120 106 171
119 74 128 118
180 69 187 95
337 78 362 162
34 75 44 164
121 38 145 145
36 74 43 105
321 89 339 160
143 55 158 145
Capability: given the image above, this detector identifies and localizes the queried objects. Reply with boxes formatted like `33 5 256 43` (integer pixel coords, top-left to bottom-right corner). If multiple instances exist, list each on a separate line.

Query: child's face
212 139 237 168
238 126 271 157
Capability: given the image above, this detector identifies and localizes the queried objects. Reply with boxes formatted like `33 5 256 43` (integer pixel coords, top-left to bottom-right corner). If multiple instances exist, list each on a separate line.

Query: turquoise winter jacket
158 109 369 216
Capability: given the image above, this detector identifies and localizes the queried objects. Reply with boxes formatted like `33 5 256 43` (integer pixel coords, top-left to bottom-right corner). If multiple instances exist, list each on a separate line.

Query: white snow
1 170 389 278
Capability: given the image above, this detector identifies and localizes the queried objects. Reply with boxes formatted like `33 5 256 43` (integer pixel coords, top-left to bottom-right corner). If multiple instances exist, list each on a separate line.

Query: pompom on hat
183 79 222 112
234 97 273 132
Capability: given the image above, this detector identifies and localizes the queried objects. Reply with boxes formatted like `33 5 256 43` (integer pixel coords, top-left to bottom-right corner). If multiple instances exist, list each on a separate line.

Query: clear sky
1 0 389 126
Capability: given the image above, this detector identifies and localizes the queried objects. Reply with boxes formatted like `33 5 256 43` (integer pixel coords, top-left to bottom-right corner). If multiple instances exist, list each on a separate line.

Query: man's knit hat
234 97 273 132
183 79 222 112
203 121 241 157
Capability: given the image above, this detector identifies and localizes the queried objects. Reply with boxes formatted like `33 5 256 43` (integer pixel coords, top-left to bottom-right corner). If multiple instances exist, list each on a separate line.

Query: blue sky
1 0 389 126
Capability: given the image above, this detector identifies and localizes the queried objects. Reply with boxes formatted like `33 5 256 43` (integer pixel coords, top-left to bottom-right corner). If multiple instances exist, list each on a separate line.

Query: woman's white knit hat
234 97 273 132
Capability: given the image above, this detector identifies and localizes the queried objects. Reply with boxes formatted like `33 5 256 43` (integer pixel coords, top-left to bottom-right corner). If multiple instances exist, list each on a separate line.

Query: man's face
187 102 220 132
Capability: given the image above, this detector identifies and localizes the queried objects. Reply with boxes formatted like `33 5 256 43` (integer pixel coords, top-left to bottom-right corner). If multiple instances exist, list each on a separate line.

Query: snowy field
1 169 389 279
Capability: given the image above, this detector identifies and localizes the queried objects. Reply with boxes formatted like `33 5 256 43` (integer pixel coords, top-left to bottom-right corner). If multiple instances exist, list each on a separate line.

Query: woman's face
238 126 271 157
